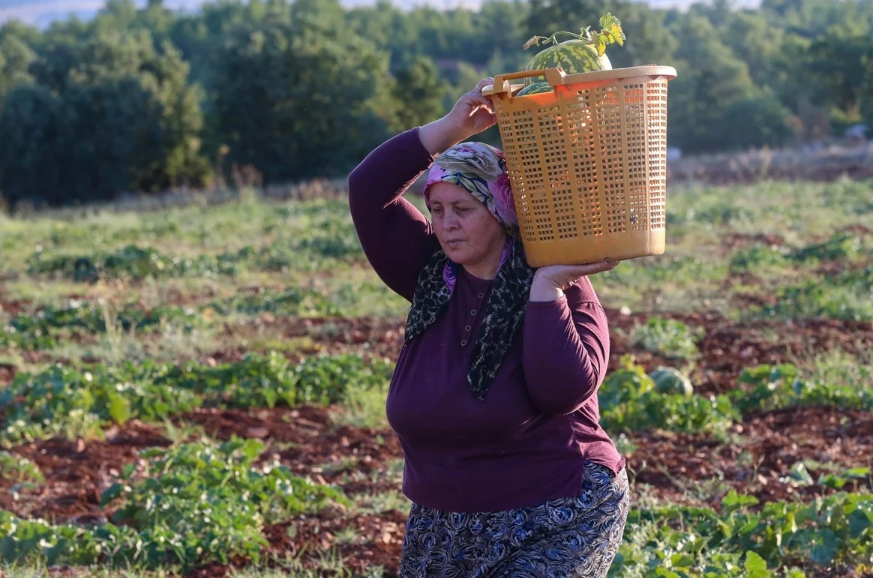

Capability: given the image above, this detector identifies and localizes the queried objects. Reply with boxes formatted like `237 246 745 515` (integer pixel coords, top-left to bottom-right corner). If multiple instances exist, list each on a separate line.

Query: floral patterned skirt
398 462 629 578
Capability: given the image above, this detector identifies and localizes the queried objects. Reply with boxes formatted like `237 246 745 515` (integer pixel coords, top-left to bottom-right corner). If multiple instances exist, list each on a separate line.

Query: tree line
0 0 871 207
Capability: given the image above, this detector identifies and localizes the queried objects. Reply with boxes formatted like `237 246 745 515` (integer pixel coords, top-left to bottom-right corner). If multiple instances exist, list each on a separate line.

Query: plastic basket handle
483 65 678 96
485 68 566 95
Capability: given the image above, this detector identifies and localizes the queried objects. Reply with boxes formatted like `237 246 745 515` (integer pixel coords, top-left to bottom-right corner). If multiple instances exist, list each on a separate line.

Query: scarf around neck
404 234 535 401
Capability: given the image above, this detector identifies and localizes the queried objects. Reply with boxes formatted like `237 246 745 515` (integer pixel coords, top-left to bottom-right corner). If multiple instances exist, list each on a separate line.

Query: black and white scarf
404 235 535 401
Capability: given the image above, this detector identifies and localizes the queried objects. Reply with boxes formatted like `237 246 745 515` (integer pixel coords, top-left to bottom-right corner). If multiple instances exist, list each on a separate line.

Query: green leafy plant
0 438 348 571
729 243 789 272
0 451 44 483
611 491 873 577
732 363 873 414
753 281 873 321
598 356 738 437
790 231 867 263
630 317 705 360
0 353 393 445
0 301 198 350
26 245 245 282
100 437 347 570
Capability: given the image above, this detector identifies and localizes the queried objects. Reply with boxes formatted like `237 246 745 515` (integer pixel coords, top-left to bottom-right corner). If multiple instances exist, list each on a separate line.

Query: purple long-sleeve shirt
348 128 625 513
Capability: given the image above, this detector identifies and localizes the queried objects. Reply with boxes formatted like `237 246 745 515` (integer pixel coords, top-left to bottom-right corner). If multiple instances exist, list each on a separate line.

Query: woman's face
428 182 507 277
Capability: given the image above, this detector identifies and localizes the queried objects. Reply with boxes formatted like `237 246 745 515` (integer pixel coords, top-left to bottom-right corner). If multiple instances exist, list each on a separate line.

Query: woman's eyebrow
430 200 470 206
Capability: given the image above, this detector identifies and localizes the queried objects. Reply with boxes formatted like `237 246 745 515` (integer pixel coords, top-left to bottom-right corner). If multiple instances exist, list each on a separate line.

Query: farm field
0 179 872 578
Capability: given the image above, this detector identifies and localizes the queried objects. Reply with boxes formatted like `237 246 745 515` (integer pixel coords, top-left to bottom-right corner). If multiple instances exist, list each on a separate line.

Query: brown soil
606 309 873 396
183 406 404 497
629 406 873 507
0 290 30 317
0 421 171 523
0 362 16 384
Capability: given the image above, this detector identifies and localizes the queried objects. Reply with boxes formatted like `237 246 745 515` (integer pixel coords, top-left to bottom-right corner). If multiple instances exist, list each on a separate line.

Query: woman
348 77 629 578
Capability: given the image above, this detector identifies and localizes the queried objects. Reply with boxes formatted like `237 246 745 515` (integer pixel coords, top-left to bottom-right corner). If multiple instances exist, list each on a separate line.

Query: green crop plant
0 353 393 445
610 490 873 577
598 357 738 438
731 363 873 413
630 318 705 361
0 302 199 351
0 438 347 571
0 452 44 484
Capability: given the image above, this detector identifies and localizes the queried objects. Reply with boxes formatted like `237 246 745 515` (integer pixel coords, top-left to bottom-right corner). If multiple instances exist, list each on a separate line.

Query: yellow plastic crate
482 65 678 267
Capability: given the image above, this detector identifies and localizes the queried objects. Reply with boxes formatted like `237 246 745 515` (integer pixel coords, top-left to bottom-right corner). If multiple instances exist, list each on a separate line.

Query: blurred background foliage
0 0 871 207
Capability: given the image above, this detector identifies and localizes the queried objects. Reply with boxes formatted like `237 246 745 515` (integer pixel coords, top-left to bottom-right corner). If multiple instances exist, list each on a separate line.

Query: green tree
0 30 209 206
211 18 397 183
717 92 795 150
391 56 447 131
762 0 873 36
345 1 415 70
667 15 757 152
807 33 873 126
0 85 65 205
0 27 37 102
719 10 785 87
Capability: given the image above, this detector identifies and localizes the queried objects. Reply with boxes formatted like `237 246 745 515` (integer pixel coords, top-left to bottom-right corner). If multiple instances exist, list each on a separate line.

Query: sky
0 0 762 28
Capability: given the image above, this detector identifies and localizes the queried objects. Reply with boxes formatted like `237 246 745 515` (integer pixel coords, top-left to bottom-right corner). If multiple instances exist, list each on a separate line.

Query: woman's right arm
349 78 497 302
348 127 442 302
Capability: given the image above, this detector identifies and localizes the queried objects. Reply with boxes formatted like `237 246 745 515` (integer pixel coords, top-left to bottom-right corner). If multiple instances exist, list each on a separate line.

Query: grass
354 491 411 517
812 351 873 389
328 378 391 430
3 181 869 320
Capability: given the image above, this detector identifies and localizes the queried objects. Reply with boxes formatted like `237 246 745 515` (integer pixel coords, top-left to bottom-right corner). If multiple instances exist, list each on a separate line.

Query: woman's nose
443 212 460 229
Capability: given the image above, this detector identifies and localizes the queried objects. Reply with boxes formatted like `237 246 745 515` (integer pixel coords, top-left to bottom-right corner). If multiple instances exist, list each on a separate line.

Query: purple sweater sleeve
348 128 442 302
522 277 610 415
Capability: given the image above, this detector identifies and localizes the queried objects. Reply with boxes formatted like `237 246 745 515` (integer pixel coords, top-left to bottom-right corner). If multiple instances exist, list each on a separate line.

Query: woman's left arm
522 264 616 415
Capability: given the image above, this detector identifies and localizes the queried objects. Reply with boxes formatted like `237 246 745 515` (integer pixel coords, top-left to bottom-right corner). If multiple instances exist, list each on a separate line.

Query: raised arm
348 128 441 302
348 78 498 302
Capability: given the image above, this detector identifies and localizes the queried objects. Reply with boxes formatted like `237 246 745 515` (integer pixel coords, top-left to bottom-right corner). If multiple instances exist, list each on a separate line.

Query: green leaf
597 13 625 46
670 553 695 567
722 489 759 513
789 461 814 486
107 393 131 424
809 529 840 565
594 35 608 56
817 473 846 489
744 551 771 578
848 507 872 539
99 483 125 507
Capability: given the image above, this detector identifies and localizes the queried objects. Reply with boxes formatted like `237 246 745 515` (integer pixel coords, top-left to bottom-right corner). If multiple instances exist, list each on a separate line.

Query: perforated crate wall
493 75 670 266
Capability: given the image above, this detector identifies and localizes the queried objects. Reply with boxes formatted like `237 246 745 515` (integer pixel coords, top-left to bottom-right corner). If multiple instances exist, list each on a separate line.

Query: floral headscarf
423 142 518 229
405 142 536 402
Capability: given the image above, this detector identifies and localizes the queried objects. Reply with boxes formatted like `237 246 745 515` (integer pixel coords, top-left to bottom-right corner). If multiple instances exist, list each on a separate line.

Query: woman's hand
418 78 497 155
529 261 619 302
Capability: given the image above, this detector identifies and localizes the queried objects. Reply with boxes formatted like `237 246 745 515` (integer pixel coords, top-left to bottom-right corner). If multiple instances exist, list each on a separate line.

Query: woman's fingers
574 261 619 276
534 261 619 290
447 79 497 136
